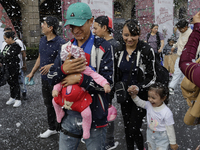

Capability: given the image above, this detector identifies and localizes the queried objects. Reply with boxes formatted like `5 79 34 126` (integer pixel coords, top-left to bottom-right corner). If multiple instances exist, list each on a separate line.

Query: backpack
138 41 169 86
154 57 169 86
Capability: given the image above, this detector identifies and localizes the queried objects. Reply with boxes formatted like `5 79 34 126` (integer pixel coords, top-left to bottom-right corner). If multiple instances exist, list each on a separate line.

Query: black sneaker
22 92 28 100
105 141 119 150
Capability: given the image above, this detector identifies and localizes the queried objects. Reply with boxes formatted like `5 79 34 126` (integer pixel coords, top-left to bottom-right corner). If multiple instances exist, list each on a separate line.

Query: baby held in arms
52 43 111 139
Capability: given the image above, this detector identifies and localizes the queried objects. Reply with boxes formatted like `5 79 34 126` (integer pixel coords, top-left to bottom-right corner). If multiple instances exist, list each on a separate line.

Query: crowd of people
1 1 200 150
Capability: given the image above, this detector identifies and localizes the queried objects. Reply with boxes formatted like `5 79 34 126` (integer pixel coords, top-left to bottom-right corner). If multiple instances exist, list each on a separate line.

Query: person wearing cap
26 16 66 138
93 15 119 150
47 2 114 150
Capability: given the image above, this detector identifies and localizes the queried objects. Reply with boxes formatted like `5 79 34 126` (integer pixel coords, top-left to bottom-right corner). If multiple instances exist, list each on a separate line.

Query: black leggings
42 79 56 130
7 67 20 100
121 96 146 150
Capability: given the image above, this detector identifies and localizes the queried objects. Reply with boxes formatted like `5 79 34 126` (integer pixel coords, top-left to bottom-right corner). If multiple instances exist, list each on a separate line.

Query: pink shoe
107 105 117 122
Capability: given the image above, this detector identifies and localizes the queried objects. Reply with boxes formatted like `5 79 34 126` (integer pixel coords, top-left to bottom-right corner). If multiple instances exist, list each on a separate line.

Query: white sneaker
39 129 57 138
169 88 174 95
13 100 22 107
6 97 15 105
81 138 85 144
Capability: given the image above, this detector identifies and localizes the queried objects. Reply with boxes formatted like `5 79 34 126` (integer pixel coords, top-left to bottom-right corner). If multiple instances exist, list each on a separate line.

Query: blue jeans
19 69 27 93
59 113 107 150
146 128 169 150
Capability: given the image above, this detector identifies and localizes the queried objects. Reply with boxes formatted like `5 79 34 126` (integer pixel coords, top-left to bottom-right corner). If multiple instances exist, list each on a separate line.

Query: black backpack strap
126 54 137 85
156 32 161 50
61 128 82 138
147 33 151 42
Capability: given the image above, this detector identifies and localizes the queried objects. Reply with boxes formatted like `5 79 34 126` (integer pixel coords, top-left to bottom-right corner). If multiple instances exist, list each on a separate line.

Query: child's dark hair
149 82 169 104
123 19 141 36
4 31 15 39
167 38 176 43
3 28 12 32
176 19 188 28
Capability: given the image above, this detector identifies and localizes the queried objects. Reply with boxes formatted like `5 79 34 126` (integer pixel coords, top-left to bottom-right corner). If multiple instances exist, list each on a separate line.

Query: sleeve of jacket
47 46 67 86
8 44 21 57
80 41 114 94
137 45 156 97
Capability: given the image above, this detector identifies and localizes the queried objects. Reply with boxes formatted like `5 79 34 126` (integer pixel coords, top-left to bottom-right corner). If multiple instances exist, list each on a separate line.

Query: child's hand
52 90 59 97
196 145 200 150
127 85 139 99
127 85 139 95
104 84 111 93
170 144 179 150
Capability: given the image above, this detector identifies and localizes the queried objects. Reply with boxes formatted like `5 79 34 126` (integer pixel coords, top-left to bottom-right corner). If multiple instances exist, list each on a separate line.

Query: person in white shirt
128 82 178 150
1 28 27 100
169 19 200 95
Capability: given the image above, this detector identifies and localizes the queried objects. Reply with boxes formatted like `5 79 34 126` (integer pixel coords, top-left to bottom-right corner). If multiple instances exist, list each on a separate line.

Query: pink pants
52 99 92 139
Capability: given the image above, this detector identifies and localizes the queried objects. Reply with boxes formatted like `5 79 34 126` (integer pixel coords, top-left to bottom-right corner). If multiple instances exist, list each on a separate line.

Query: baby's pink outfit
53 65 109 139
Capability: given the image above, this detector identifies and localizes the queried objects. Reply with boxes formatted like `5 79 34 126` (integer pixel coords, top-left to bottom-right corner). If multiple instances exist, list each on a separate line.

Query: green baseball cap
64 2 92 27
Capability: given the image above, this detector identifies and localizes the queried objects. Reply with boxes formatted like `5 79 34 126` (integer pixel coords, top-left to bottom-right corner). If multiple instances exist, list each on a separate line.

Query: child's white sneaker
39 129 57 138
13 100 21 107
6 97 15 105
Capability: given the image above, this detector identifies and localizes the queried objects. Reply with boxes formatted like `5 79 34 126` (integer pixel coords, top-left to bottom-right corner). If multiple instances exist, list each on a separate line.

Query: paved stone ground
0 60 200 150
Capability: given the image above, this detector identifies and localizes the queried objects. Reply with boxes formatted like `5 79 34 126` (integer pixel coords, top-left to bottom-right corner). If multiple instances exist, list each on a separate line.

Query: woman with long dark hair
145 24 164 63
115 19 156 150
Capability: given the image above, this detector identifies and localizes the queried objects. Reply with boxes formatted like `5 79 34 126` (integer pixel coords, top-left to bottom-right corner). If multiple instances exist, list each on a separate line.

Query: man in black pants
27 16 66 138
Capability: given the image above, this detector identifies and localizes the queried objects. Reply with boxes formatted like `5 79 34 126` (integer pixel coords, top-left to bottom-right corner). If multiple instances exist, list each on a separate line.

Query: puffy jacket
47 35 114 128
115 40 156 100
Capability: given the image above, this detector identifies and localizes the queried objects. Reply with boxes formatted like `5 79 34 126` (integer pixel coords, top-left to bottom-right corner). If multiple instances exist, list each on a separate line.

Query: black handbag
115 54 137 103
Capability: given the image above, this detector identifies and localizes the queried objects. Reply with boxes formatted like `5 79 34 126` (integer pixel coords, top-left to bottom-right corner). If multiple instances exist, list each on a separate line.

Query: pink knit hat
61 44 85 61
107 105 117 122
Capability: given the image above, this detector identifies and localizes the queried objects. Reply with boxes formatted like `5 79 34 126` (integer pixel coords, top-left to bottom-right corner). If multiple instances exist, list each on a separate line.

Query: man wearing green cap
47 2 114 150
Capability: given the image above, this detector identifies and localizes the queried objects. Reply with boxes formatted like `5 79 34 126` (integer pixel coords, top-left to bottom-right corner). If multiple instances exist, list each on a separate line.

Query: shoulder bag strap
126 53 137 85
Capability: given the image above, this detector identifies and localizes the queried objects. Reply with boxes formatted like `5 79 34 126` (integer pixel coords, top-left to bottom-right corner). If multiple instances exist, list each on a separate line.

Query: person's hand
104 84 111 93
169 51 172 55
39 64 52 75
171 47 175 53
62 53 86 74
158 49 162 53
0 63 2 67
193 11 200 24
61 73 82 87
127 85 139 99
195 145 200 150
52 90 59 97
170 144 179 150
26 72 34 81
22 64 27 72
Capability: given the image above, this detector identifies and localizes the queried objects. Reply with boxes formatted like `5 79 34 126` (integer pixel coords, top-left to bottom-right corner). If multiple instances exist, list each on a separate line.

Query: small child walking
128 82 178 150
163 38 177 75
52 43 111 139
